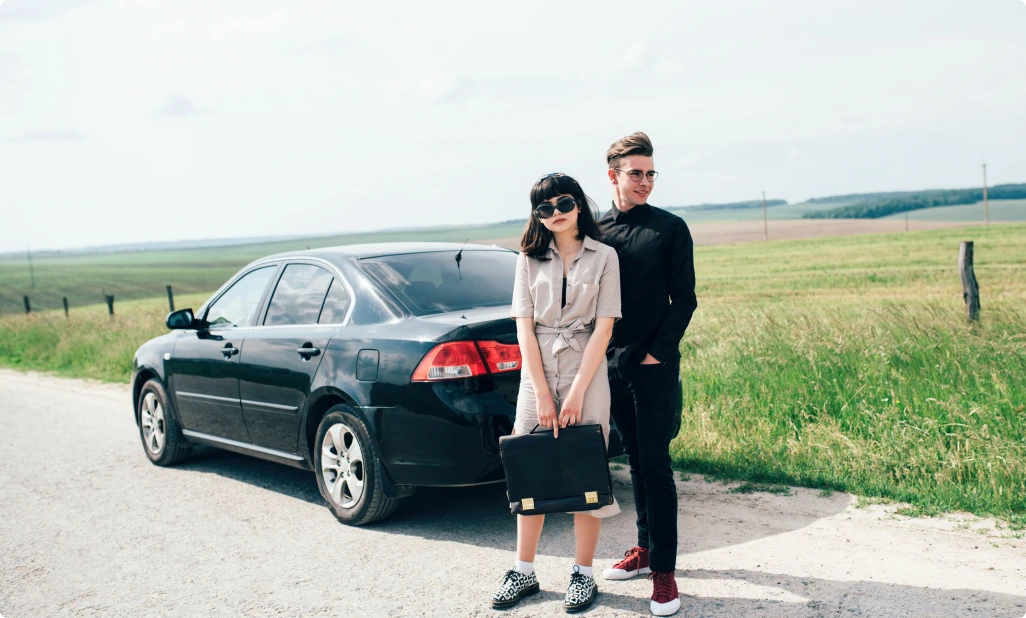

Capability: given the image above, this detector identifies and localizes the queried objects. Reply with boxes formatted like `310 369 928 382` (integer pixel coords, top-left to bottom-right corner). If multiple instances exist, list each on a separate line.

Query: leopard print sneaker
491 568 540 609
563 566 598 614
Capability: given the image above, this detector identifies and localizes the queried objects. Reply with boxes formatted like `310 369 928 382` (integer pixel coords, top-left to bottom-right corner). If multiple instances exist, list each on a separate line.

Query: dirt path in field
483 219 978 250
1 368 1024 617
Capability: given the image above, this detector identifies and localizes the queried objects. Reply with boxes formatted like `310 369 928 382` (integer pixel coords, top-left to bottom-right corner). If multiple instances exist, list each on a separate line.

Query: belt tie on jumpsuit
534 319 594 356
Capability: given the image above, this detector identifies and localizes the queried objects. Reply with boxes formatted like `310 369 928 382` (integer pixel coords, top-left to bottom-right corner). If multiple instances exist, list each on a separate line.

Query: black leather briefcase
499 424 614 515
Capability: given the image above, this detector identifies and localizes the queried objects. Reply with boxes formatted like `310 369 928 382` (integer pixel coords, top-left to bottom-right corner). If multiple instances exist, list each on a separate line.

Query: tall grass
0 294 207 382
668 223 1026 519
674 303 1026 518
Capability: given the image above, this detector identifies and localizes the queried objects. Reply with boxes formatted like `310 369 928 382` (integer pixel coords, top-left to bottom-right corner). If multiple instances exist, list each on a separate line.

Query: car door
237 261 354 453
169 264 279 443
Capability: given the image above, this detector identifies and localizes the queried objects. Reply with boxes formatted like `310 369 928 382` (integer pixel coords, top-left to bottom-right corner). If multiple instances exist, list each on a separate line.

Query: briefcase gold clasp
585 491 598 504
522 498 535 510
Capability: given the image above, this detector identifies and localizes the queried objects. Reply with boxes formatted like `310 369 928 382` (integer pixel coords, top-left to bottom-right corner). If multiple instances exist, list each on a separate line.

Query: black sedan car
134 242 629 526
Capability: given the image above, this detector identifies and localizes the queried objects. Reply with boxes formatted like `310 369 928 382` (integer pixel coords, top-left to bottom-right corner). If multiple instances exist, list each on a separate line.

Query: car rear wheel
314 405 399 525
137 379 191 466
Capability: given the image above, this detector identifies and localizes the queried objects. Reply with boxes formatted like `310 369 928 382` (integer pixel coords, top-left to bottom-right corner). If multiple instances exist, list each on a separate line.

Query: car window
264 264 335 326
359 250 517 316
206 266 277 329
318 278 352 324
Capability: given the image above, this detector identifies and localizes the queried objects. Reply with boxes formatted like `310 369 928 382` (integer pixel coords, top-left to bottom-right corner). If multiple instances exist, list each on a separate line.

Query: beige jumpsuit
510 235 622 518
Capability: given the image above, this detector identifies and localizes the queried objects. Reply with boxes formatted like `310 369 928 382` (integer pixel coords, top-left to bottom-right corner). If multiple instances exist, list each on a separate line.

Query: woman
492 173 621 613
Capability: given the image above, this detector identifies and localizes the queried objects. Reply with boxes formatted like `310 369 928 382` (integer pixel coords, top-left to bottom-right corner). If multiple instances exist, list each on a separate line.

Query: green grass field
0 222 526 314
675 224 1026 523
4 200 1023 315
668 199 841 222
1 223 1024 522
883 198 1026 222
676 197 1026 223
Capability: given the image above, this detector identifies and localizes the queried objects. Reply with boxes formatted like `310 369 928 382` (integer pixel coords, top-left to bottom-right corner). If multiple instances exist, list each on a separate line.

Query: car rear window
359 250 517 316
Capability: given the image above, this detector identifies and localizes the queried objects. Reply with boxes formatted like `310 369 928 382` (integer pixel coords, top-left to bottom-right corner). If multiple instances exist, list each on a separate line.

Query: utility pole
761 190 769 241
27 247 36 289
982 162 989 227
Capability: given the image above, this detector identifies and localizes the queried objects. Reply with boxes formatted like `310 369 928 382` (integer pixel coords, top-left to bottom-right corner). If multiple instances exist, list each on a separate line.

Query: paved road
2 369 1025 617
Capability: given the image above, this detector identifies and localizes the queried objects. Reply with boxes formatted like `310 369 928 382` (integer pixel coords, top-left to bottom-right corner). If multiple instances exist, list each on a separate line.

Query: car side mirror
166 308 197 330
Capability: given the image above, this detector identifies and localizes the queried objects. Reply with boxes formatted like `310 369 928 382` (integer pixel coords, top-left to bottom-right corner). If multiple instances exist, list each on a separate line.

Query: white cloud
671 149 702 167
0 0 93 21
3 128 83 142
155 94 203 118
390 72 471 103
622 41 655 72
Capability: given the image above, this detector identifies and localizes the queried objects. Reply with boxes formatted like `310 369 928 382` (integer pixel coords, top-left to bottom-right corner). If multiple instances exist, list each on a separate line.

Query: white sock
515 560 535 575
574 564 593 577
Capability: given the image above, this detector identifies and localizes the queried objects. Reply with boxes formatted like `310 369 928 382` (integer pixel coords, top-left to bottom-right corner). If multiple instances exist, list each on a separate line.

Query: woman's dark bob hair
520 173 602 260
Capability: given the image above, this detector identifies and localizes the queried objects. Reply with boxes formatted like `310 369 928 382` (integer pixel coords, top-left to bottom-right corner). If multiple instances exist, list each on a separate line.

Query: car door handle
221 344 239 358
297 346 321 358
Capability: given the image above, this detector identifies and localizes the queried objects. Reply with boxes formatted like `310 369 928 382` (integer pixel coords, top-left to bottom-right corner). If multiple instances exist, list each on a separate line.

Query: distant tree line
668 198 788 212
803 183 1026 219
806 191 918 204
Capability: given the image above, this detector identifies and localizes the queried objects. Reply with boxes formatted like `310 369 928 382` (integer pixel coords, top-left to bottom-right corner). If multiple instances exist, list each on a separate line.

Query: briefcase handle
526 423 595 434
527 424 574 434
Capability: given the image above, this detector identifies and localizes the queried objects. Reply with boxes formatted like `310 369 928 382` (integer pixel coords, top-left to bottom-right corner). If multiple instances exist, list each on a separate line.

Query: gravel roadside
1 369 1024 617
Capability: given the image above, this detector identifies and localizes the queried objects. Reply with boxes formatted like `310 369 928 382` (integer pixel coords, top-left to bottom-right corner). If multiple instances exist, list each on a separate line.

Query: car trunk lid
420 306 520 406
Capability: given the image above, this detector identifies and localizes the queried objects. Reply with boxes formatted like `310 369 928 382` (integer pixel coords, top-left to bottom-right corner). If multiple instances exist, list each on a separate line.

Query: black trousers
608 361 679 573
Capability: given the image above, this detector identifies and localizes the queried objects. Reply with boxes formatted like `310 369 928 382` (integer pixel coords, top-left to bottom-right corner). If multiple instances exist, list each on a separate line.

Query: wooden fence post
104 295 115 317
166 285 175 312
959 241 980 323
63 297 69 317
23 296 31 314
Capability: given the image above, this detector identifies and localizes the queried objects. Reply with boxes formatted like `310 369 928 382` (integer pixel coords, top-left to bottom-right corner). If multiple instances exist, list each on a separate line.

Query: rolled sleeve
596 248 622 320
511 252 534 318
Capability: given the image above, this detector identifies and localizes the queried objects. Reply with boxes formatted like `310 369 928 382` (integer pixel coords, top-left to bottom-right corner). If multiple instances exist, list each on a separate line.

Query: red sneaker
649 571 681 616
602 546 651 580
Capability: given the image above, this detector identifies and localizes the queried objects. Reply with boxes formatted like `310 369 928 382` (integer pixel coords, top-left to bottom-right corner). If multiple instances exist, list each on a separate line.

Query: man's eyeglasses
615 168 659 182
534 196 577 220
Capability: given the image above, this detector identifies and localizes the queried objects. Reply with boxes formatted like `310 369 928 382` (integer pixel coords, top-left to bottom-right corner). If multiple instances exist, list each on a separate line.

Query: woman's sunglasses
534 196 577 220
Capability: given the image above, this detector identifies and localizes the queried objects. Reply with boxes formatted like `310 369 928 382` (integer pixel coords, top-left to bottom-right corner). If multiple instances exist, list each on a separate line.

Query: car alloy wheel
320 422 365 509
136 379 191 466
140 391 166 455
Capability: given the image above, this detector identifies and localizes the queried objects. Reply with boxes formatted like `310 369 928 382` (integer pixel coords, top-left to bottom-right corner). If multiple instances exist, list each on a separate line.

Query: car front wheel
137 378 191 466
314 405 399 526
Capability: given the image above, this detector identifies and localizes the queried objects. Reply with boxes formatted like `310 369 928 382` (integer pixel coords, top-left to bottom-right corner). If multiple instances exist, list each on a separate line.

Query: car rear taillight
477 340 522 374
411 340 521 382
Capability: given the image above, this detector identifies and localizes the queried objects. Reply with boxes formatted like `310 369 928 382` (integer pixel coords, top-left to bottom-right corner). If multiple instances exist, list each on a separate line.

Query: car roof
258 241 515 264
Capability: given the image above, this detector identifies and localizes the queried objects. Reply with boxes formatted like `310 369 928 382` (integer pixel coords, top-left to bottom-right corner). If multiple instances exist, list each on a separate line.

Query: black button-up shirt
597 202 697 371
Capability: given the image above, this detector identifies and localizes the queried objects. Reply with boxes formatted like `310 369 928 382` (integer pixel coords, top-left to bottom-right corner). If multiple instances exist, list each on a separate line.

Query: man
597 132 697 617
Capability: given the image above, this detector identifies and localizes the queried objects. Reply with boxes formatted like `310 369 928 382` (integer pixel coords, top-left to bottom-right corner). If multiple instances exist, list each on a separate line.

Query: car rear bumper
377 379 515 487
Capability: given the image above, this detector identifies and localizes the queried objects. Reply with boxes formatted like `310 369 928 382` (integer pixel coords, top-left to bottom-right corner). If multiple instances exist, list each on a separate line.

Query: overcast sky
1 0 1025 252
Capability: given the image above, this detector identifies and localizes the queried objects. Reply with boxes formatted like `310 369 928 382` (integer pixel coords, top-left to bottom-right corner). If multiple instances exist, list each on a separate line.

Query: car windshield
359 250 517 316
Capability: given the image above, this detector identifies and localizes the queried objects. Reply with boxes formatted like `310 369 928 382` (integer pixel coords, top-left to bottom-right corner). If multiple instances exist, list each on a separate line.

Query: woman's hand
536 392 558 436
558 388 584 433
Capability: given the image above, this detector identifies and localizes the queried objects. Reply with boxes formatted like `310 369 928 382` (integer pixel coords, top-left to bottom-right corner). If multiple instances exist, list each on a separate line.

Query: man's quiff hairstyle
606 131 654 169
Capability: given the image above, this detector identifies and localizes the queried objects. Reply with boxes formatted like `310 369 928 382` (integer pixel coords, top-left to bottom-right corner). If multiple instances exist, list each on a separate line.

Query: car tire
137 378 192 466
314 405 399 526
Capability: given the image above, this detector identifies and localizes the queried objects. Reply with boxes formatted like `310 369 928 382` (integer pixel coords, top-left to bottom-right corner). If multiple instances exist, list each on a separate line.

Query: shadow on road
174 447 849 559
376 473 853 562
175 446 323 505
